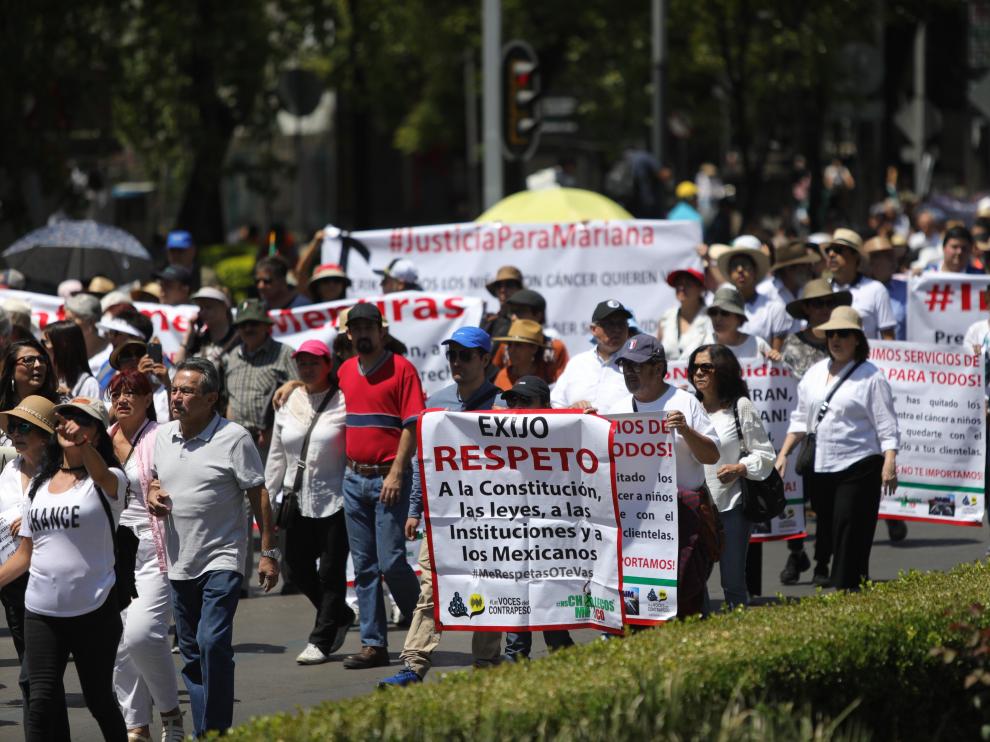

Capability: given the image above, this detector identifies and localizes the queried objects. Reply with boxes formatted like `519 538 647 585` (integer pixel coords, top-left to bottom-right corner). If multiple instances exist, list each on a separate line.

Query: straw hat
310 263 352 288
863 236 894 255
131 281 164 303
716 239 771 282
109 339 148 370
706 286 747 319
486 266 524 297
771 240 818 271
0 395 56 434
785 279 853 320
492 319 544 346
824 228 866 261
813 306 864 337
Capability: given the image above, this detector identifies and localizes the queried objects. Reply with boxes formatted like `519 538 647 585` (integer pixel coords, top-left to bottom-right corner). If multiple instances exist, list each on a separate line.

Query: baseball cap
665 269 704 288
675 181 698 199
310 263 352 287
155 265 194 286
375 258 420 286
54 396 111 428
591 299 632 323
166 230 194 249
615 333 666 365
441 326 492 353
501 375 550 404
190 287 231 307
347 302 383 325
232 298 273 326
504 289 546 311
292 339 332 359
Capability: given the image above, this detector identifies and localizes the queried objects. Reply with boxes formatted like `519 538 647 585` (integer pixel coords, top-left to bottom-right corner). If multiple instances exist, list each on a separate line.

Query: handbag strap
811 359 865 433
290 382 338 493
731 398 750 457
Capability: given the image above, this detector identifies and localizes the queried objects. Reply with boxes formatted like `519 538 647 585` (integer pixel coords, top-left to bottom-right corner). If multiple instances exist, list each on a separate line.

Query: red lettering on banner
390 298 410 322
432 444 599 472
141 309 170 332
302 311 327 330
271 310 302 333
461 446 481 471
434 446 457 470
412 297 439 320
387 223 661 255
443 297 466 319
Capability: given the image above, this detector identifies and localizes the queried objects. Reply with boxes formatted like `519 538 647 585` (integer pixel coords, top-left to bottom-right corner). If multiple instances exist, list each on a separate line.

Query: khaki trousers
399 540 501 677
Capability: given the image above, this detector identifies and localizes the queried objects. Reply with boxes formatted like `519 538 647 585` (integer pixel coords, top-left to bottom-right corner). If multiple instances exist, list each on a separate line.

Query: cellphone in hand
148 340 163 364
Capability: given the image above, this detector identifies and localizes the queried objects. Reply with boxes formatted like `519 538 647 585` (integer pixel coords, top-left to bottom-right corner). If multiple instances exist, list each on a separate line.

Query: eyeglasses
692 363 716 376
6 420 36 435
825 329 856 339
16 356 47 367
445 349 480 363
109 389 140 401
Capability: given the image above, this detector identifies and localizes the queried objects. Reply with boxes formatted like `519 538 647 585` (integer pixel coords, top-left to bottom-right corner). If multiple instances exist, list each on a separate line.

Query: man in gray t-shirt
149 358 279 738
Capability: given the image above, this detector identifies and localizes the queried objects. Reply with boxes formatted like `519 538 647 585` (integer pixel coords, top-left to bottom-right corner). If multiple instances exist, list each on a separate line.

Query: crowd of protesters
0 189 983 738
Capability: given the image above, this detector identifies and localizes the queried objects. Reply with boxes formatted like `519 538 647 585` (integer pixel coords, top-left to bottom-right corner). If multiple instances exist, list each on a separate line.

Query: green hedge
221 563 990 741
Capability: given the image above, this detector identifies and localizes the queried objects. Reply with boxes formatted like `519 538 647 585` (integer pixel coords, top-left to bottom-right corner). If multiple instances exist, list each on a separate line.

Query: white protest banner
907 273 990 346
419 410 624 633
869 341 986 526
665 358 806 541
605 413 678 624
323 220 702 355
0 506 21 565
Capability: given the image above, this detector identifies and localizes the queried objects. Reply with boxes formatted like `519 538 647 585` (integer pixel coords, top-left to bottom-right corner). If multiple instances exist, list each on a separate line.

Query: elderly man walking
149 358 280 737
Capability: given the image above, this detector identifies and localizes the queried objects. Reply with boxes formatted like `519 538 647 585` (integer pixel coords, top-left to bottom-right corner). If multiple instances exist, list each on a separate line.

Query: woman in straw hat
491 319 558 390
775 306 899 590
0 396 68 736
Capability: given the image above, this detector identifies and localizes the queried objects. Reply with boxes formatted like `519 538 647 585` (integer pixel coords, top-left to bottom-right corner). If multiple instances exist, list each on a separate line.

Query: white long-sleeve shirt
265 387 347 518
787 358 899 472
550 346 629 411
705 398 776 512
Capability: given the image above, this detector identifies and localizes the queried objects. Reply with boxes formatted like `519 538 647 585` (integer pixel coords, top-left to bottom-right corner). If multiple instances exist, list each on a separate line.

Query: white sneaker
296 643 330 665
160 710 184 742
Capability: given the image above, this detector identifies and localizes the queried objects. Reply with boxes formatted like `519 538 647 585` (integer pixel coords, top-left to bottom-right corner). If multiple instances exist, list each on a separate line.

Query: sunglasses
445 349 480 363
6 420 37 436
824 245 854 257
692 363 716 376
709 309 740 319
825 329 856 339
59 412 96 426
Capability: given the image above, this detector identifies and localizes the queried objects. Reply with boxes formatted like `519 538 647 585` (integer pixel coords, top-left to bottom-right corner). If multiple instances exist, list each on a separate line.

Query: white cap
807 232 832 247
100 290 134 313
731 235 763 251
375 258 419 285
57 279 83 299
190 287 231 307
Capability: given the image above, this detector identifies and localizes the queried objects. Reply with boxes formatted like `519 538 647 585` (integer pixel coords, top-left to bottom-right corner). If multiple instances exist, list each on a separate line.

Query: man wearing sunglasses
825 228 897 342
379 326 503 688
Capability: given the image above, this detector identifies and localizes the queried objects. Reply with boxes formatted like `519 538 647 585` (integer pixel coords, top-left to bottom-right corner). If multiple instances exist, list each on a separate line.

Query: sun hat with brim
311 263 352 288
813 306 865 337
486 266 524 297
824 228 865 260
716 246 770 282
97 317 145 340
0 395 57 434
493 319 544 347
863 236 894 255
707 286 748 319
101 290 134 314
54 396 110 428
110 339 148 370
785 279 853 321
665 269 705 288
190 287 230 307
130 282 163 303
771 240 818 271
87 276 116 296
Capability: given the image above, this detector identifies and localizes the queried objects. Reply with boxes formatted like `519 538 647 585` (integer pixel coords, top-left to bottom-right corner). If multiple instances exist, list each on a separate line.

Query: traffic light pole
482 0 503 209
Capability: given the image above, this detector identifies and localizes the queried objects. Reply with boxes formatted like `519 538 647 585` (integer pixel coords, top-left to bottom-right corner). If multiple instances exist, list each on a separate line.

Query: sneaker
296 643 330 665
779 551 811 585
812 566 831 587
160 710 185 742
886 519 908 543
378 666 422 688
342 645 390 669
328 615 356 655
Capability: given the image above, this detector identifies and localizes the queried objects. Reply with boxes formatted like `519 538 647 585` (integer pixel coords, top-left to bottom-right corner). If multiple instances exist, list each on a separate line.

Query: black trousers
24 591 126 742
284 510 354 652
805 455 883 590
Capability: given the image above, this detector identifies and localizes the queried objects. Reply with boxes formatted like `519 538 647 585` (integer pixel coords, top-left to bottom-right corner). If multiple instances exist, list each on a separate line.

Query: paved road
0 518 984 740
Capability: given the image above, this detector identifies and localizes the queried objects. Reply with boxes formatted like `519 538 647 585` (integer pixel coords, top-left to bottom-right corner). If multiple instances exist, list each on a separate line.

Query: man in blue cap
379 326 503 687
164 229 219 291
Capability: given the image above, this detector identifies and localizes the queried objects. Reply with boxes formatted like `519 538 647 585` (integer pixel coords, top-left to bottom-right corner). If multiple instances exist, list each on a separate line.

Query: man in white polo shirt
148 358 279 738
716 235 792 349
825 228 897 341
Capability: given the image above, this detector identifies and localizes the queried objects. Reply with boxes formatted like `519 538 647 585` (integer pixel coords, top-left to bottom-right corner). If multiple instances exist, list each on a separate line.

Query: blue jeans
504 630 574 659
719 505 752 609
170 570 242 737
342 468 421 647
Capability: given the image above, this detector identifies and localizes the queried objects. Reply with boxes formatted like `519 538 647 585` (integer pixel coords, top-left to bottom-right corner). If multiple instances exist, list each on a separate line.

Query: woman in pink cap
656 269 714 361
264 339 351 665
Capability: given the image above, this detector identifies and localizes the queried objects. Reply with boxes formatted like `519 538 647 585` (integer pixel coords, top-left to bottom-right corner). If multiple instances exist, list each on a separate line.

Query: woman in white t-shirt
0 396 128 741
706 286 781 362
0 395 69 736
656 269 714 361
108 369 184 742
687 344 775 609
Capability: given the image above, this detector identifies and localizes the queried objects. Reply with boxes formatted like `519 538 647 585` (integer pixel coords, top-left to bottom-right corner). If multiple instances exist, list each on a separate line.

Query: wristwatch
260 547 282 561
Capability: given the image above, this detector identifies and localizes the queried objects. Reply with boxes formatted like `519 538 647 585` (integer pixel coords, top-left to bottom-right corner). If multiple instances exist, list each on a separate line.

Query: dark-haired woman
108 371 184 742
775 307 899 590
42 319 101 401
0 339 58 411
688 344 775 609
0 396 127 741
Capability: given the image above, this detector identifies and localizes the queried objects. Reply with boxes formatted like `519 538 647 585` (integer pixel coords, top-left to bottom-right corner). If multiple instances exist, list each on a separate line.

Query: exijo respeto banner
419 410 624 633
907 272 990 346
666 358 806 542
870 341 986 526
322 220 702 356
604 413 678 624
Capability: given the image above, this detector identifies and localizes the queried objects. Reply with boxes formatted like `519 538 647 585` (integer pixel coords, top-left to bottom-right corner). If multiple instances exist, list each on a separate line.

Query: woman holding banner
688 345 775 609
775 307 899 590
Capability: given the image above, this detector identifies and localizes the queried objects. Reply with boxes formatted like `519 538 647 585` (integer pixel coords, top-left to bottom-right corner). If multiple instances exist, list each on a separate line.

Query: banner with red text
322 220 702 355
419 410 623 632
666 358 806 541
907 273 990 346
870 341 986 526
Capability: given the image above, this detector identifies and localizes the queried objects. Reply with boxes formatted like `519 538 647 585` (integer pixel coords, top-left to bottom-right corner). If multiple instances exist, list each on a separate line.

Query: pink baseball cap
292 339 332 359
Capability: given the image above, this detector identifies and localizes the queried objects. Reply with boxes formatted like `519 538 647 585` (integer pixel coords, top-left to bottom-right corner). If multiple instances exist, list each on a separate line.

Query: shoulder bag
275 383 337 530
732 399 786 522
794 360 864 477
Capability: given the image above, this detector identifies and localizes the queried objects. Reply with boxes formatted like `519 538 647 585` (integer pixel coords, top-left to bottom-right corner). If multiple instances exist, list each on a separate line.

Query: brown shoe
342 645 390 669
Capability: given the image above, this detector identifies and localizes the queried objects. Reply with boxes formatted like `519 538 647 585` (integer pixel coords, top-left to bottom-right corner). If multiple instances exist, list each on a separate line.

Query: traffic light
502 40 541 160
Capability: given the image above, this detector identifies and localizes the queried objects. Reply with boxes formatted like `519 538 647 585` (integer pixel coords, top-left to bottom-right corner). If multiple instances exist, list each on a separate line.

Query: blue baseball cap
441 326 492 353
166 230 193 249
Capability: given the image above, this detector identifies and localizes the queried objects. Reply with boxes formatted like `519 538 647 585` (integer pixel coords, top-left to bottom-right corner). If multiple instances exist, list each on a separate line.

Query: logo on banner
623 588 640 616
447 591 485 619
647 588 668 604
928 497 955 517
